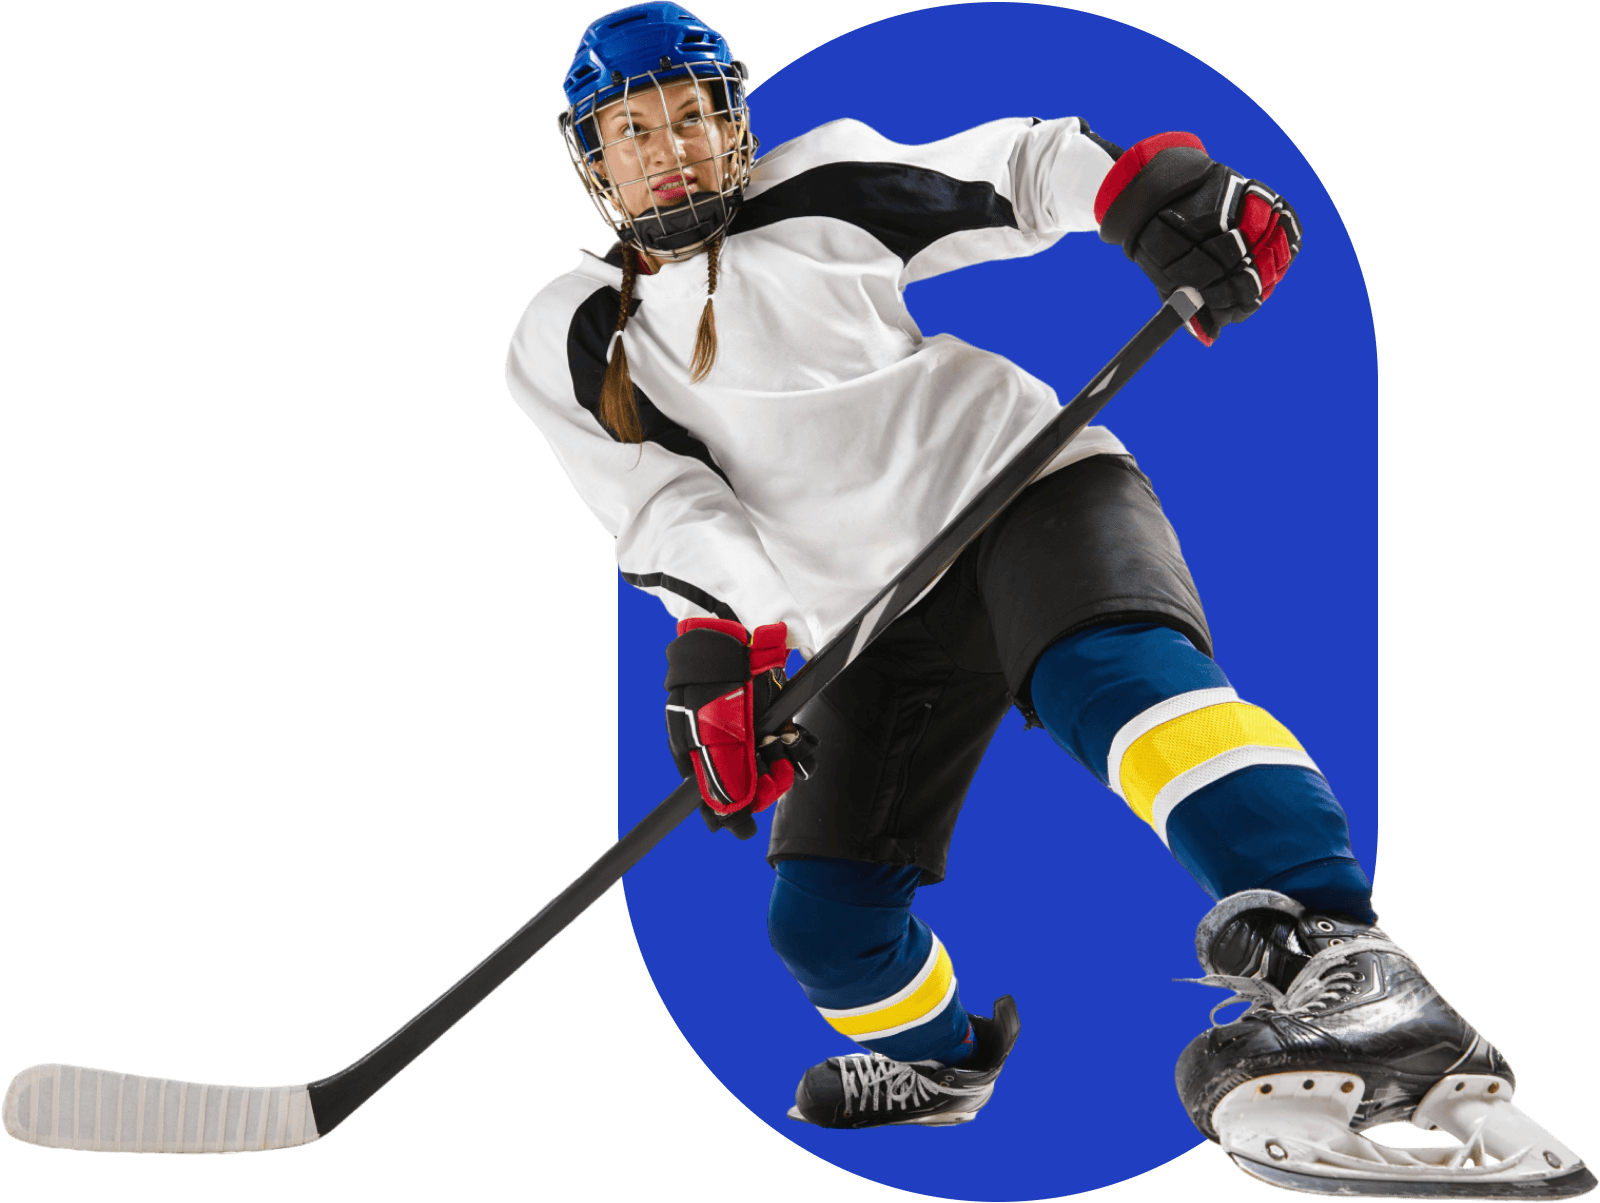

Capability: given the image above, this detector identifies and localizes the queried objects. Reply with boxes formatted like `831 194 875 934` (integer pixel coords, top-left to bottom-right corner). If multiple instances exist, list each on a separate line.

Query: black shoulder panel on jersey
566 285 730 486
730 161 1017 264
620 571 739 622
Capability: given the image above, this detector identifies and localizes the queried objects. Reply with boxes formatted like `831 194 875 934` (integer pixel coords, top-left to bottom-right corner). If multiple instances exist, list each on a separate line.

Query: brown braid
598 248 643 443
689 236 721 384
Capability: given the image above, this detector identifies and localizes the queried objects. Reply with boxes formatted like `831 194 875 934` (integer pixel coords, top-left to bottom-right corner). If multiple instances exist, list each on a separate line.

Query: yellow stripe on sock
1119 701 1304 824
819 942 955 1039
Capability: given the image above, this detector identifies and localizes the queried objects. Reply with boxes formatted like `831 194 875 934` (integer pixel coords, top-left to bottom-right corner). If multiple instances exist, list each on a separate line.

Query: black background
6 4 1568 1196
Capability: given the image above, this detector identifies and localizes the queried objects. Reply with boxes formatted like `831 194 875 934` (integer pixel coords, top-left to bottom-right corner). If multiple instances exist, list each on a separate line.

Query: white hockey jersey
507 116 1127 657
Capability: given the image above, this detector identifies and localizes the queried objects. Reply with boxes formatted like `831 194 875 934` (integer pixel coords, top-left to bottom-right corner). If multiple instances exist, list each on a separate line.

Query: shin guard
767 858 975 1065
1031 623 1373 921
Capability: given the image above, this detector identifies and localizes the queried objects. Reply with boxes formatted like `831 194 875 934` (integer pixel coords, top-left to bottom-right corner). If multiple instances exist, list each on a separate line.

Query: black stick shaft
307 780 702 1132
305 290 1198 1134
762 290 1196 736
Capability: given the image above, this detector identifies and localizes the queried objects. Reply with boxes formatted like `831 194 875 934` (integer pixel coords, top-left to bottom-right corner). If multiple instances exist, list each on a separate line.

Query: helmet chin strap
624 187 744 261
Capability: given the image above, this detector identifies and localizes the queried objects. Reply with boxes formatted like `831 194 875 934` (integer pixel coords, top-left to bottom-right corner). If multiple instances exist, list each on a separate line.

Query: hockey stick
4 288 1201 1154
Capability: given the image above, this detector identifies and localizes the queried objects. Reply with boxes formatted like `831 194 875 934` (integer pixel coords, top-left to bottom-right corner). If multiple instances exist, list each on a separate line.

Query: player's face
594 78 732 219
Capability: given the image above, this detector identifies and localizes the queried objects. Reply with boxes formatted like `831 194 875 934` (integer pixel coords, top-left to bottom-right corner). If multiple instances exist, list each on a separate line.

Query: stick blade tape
5 1064 320 1152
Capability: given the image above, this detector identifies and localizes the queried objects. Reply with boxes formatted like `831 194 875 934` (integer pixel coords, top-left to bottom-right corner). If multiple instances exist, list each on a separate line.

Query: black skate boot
787 996 1019 1129
1177 889 1594 1198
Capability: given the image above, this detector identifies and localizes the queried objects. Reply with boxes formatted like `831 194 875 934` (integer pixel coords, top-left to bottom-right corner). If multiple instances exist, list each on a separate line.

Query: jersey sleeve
505 277 814 652
740 116 1118 287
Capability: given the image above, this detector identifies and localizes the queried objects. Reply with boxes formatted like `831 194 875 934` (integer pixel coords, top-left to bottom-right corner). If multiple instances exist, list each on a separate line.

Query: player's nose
642 128 688 170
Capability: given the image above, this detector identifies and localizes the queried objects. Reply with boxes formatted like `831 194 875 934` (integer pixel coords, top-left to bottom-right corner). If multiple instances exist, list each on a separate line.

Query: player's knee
767 857 920 986
1029 621 1228 781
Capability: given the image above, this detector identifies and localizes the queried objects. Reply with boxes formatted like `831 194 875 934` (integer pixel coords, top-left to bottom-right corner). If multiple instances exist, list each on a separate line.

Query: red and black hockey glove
664 618 818 840
1094 133 1301 346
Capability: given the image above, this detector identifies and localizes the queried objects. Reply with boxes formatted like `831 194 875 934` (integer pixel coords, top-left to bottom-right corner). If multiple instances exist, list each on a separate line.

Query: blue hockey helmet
563 3 742 137
558 5 754 260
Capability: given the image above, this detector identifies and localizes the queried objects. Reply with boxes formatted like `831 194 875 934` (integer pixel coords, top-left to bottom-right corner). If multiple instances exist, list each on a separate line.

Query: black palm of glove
1094 132 1301 345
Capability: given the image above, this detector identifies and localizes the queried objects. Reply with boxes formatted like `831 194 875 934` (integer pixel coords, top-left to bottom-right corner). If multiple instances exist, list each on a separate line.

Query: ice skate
786 996 1019 1129
1176 889 1594 1198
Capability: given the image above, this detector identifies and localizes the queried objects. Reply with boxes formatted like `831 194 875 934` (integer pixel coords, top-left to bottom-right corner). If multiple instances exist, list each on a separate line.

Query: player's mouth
650 171 697 204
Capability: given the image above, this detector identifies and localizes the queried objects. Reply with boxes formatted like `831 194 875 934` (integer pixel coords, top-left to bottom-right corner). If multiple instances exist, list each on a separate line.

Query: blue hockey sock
768 857 976 1065
1030 623 1375 922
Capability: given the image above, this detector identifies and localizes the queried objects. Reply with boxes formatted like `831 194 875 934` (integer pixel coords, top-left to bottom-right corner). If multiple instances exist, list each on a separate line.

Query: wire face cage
559 58 755 261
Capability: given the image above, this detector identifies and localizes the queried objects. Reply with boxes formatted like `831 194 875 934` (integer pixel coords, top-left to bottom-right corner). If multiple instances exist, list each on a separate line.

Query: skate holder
1414 1074 1583 1175
1212 1071 1596 1197
1213 1070 1368 1170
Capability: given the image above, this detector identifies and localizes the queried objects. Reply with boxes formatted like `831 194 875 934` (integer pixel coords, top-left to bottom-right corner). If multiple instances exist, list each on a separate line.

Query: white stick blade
5 1065 320 1153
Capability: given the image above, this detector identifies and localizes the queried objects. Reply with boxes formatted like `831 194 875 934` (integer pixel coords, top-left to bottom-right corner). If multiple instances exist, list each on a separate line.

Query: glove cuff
1095 132 1211 255
664 625 750 690
677 616 749 641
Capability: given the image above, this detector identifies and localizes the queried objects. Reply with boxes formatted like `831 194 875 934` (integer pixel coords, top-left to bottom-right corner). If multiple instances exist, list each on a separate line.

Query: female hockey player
507 6 1593 1197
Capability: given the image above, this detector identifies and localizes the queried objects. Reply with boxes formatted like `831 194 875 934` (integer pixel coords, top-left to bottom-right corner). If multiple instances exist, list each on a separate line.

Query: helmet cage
559 59 755 261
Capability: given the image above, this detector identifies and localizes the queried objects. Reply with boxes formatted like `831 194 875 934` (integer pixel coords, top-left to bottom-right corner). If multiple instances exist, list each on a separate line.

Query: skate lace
837 1054 986 1114
1183 938 1405 1026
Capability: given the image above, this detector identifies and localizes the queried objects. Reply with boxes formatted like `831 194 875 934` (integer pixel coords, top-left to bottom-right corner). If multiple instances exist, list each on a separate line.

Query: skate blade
1233 1153 1597 1199
1213 1072 1595 1199
785 1104 978 1128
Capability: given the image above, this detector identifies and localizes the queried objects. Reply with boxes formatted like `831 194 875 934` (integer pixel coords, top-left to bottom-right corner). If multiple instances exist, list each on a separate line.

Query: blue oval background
617 6 1376 1198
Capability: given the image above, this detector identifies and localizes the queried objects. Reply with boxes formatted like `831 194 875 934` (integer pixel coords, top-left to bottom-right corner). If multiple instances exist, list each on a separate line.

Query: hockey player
507 5 1593 1196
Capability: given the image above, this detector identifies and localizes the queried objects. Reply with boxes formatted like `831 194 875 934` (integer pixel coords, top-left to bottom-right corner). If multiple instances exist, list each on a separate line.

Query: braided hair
598 248 642 443
597 236 723 443
689 235 721 384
